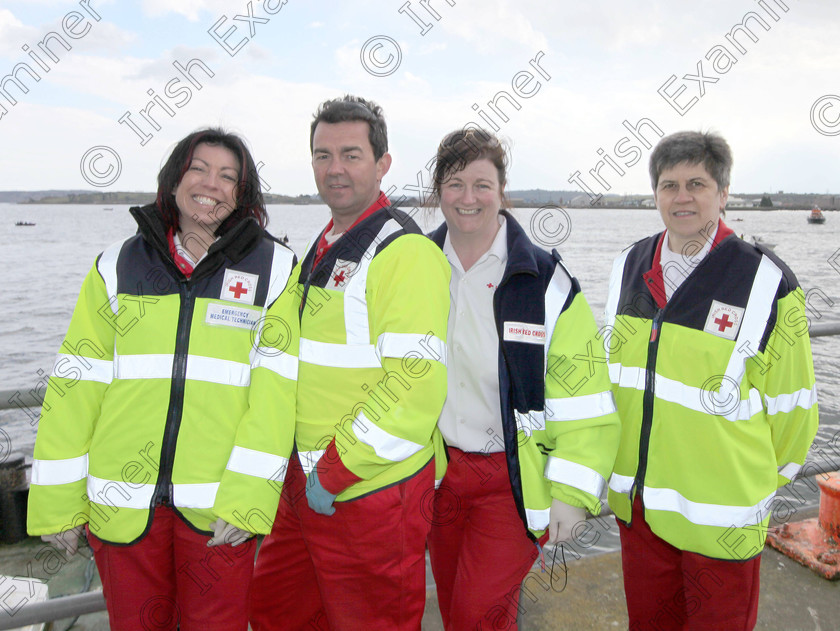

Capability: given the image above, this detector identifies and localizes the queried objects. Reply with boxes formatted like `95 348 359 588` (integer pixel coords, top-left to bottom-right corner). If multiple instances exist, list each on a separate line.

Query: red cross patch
221 269 258 305
330 259 357 290
703 300 744 341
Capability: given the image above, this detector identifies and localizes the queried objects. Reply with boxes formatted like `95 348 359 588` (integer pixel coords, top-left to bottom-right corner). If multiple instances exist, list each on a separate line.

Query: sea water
1 203 838 475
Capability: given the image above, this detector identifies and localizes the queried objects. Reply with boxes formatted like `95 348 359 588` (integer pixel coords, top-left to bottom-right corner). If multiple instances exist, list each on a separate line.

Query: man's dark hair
310 95 388 160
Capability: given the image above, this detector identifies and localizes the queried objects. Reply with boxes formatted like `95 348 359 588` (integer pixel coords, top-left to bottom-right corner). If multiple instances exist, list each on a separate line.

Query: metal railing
1 322 838 414
0 591 105 631
810 321 840 337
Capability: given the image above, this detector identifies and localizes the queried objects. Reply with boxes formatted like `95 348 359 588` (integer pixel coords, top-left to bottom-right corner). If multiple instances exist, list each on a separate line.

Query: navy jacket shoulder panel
120 204 276 306
373 206 426 256
753 241 801 297
617 232 799 351
301 206 421 289
428 222 446 249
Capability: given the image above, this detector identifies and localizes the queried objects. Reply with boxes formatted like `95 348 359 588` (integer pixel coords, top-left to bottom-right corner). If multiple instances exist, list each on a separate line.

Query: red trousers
249 456 434 631
618 497 761 631
427 448 543 631
88 506 256 631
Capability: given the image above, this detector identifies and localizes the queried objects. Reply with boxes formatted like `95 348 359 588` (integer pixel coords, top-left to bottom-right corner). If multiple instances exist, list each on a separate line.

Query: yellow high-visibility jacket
290 206 450 499
27 204 297 544
606 227 818 560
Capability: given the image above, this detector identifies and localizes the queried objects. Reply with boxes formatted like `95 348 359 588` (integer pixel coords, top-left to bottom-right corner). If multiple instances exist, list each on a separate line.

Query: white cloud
142 0 200 21
0 10 48 57
435 0 549 55
398 71 430 92
418 41 446 55
244 43 271 61
2 0 840 196
140 0 286 22
0 6 133 62
141 0 231 21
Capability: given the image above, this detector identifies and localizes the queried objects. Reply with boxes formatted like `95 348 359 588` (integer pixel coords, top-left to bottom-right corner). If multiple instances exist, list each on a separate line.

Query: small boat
807 205 826 224
751 235 776 251
14 221 35 226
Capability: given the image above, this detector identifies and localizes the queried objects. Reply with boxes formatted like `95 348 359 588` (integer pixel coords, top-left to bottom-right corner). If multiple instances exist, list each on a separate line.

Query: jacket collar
130 203 263 267
642 218 735 308
429 209 540 278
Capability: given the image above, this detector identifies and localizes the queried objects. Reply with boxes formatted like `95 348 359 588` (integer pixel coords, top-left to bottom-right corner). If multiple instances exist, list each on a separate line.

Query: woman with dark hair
27 128 297 630
426 128 620 629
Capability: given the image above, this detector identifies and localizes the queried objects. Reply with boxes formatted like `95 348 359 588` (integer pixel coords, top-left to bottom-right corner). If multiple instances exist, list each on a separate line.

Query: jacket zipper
627 234 729 507
494 267 540 541
631 308 663 503
152 278 195 506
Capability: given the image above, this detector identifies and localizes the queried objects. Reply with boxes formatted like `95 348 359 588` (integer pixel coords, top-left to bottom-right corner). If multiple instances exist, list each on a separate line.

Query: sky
1 0 839 199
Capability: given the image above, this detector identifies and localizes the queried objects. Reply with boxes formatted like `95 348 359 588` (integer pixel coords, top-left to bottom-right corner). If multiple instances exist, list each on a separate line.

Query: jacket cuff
318 439 363 495
549 483 598 515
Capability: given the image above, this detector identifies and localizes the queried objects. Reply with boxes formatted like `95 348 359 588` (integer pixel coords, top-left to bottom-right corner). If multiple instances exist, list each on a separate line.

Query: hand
207 518 253 547
548 500 586 545
306 467 337 516
41 525 85 556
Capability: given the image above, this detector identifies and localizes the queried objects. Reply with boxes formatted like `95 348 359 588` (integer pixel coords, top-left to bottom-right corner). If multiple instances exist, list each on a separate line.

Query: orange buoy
817 473 840 538
767 472 840 580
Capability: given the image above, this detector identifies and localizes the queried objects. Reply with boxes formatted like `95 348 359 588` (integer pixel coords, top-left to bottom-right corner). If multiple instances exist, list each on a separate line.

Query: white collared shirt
660 224 718 301
438 215 508 453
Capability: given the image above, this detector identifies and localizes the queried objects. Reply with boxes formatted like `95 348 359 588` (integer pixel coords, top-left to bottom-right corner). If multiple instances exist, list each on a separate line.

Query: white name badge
205 303 261 330
503 321 546 345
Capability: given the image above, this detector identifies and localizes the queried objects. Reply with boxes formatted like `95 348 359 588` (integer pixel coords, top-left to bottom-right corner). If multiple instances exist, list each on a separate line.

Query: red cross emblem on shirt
487 283 495 289
714 313 734 332
333 270 346 287
228 281 248 299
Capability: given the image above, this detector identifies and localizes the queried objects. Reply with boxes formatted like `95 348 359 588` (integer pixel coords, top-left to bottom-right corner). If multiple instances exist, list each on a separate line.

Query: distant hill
0 190 94 203
0 191 324 205
1 189 836 209
19 192 157 205
507 189 582 205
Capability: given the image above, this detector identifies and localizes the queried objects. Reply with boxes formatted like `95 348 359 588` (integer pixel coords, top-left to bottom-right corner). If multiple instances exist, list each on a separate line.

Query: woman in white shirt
426 128 620 630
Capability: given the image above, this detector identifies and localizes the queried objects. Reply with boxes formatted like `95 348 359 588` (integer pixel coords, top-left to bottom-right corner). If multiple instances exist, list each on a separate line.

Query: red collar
313 191 390 267
642 219 733 308
167 228 194 278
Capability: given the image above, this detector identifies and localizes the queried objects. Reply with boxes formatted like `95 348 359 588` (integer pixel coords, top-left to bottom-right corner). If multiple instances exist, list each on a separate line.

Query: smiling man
249 95 450 630
605 131 818 629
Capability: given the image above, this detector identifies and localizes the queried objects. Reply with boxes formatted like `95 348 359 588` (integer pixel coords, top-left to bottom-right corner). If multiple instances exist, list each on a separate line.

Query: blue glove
306 466 337 516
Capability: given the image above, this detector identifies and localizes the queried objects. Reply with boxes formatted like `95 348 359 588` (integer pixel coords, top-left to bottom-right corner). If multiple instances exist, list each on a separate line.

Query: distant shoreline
3 201 833 211
2 190 837 211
